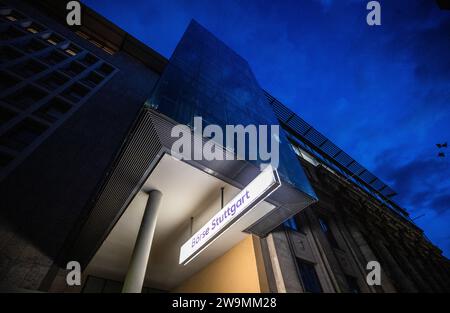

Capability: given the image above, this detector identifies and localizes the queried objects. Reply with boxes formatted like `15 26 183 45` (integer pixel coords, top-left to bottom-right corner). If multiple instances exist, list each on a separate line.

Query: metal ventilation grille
263 90 405 216
68 109 163 267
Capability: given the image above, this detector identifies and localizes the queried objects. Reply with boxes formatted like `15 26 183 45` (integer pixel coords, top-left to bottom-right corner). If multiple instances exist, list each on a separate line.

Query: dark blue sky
83 0 450 257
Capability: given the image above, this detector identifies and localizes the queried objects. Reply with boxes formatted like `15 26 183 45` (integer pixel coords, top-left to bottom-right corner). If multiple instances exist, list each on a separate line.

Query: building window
0 70 20 90
1 46 25 63
0 119 48 152
296 259 322 293
291 143 319 166
1 25 26 40
60 61 86 77
81 276 106 293
34 97 72 123
81 275 164 293
1 9 25 22
283 217 299 231
21 21 45 34
37 71 69 91
3 84 47 109
80 71 103 88
61 82 90 103
10 59 47 78
303 166 316 182
318 216 340 249
0 151 14 168
345 275 361 293
41 50 67 66
0 106 16 125
42 32 64 46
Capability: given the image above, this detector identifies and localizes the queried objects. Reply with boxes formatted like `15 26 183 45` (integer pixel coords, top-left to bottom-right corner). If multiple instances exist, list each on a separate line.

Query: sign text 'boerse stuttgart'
179 165 281 265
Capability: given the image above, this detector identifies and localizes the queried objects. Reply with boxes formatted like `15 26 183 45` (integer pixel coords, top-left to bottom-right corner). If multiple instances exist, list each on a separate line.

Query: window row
1 66 110 109
0 6 117 176
284 215 362 293
1 9 117 56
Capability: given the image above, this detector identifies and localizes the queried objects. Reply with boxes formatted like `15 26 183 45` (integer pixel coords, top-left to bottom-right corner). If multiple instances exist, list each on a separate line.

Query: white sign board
179 165 281 265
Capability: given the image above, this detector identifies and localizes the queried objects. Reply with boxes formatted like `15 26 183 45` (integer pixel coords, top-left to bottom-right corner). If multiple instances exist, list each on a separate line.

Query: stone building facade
262 146 450 292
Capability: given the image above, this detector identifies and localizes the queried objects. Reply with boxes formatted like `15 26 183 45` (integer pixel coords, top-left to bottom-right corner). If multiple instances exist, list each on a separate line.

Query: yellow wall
174 235 269 293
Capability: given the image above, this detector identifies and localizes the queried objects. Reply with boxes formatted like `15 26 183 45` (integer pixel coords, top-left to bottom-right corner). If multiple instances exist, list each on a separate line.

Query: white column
122 190 162 293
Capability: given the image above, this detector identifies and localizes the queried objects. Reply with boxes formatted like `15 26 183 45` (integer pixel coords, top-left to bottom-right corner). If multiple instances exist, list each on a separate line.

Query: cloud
374 152 450 215
430 194 450 215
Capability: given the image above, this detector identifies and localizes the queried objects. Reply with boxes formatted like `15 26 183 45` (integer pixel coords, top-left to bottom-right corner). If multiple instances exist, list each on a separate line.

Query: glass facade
148 20 315 197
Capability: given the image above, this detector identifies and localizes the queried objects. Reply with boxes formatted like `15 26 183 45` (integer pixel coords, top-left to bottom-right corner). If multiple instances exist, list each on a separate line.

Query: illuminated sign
179 165 281 265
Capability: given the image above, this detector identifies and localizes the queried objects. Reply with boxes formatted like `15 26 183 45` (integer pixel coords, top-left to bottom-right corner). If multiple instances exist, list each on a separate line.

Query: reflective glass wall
148 20 315 197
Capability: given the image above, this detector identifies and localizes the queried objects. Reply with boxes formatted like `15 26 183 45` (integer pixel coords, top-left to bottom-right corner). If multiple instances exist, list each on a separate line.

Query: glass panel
148 21 315 198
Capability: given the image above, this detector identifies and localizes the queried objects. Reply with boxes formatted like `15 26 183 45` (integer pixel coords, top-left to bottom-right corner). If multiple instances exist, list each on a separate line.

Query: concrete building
0 0 449 293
